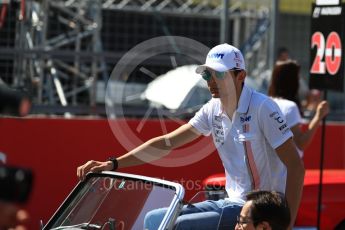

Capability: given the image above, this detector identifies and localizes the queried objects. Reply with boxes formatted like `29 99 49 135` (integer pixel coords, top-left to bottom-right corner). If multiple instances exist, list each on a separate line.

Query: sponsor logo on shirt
269 111 284 124
213 115 224 144
240 115 251 123
270 112 290 134
215 129 224 136
279 123 287 131
214 115 222 122
213 124 222 129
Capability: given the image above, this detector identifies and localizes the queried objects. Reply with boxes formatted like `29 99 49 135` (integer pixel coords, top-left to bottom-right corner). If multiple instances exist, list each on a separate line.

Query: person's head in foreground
196 43 246 115
235 190 291 230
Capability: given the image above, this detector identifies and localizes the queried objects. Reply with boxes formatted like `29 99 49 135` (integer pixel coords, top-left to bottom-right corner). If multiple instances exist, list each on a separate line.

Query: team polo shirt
272 97 303 157
189 85 293 204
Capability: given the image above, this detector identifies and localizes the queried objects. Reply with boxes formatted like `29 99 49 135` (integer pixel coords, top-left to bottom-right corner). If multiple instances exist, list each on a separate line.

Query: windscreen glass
49 175 177 230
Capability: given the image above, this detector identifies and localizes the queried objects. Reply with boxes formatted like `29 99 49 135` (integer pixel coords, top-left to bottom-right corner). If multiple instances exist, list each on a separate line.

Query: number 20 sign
310 4 344 92
311 32 341 75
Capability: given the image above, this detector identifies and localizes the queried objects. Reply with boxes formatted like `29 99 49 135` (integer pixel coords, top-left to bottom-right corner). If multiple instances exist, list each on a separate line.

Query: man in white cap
77 44 304 229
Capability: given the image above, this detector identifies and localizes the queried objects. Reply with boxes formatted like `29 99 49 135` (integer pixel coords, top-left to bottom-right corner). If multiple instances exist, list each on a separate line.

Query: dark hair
233 69 242 76
277 47 289 57
228 68 243 77
246 191 291 230
268 60 301 109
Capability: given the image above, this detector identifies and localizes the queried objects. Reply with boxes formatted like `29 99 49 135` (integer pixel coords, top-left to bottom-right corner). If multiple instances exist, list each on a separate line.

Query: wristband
107 157 118 171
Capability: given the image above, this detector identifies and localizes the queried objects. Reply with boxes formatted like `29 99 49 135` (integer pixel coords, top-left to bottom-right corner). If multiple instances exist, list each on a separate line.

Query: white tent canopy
142 65 211 110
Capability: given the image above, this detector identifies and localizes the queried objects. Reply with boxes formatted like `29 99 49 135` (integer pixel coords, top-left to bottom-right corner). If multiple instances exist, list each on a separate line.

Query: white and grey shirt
189 85 293 204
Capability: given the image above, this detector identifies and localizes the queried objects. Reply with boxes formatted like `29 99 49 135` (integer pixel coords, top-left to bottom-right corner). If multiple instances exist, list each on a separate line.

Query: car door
43 172 185 230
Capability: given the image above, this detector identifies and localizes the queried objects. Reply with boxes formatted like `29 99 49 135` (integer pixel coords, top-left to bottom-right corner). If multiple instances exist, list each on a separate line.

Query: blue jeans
144 200 242 230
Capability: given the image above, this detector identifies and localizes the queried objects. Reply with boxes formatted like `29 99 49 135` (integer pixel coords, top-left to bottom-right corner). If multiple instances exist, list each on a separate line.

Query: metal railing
0 0 271 115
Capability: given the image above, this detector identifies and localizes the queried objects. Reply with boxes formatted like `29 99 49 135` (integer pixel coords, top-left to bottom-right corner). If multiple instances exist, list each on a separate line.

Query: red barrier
0 117 344 229
303 122 345 169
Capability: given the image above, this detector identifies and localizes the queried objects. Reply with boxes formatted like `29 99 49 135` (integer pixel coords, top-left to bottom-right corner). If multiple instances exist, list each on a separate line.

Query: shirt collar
236 84 253 114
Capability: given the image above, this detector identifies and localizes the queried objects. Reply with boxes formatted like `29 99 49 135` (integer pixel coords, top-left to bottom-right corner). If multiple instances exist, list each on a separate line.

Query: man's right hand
77 160 113 181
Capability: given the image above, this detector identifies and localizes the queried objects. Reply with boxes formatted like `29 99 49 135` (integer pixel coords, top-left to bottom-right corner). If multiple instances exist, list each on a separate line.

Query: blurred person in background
276 47 290 62
275 47 309 101
235 190 290 230
302 89 323 118
0 201 29 230
0 79 32 229
0 80 31 117
268 60 329 157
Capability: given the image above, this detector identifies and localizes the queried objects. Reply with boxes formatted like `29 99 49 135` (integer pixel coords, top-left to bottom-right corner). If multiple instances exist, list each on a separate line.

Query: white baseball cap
195 43 246 74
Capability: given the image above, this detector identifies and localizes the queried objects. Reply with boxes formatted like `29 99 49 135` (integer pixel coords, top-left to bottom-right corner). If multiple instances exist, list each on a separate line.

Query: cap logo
208 53 225 59
233 52 243 63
